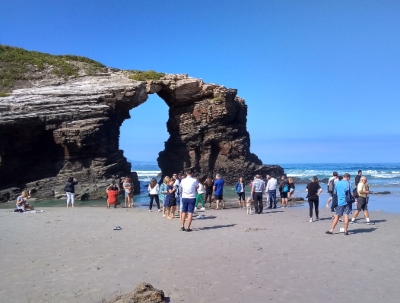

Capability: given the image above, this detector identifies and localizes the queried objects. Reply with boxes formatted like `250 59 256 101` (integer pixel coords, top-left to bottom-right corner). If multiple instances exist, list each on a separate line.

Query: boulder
106 282 164 303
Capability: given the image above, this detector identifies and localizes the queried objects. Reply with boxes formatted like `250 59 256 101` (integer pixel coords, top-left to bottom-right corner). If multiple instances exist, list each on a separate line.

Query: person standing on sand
306 176 322 222
266 175 277 209
148 178 161 212
279 176 289 208
159 176 170 217
65 177 78 208
354 170 362 203
235 177 246 208
288 177 295 205
326 172 339 217
173 173 182 217
180 169 198 232
213 174 225 209
326 173 354 235
165 178 176 219
123 177 133 208
204 176 214 209
351 176 375 225
251 175 265 214
195 178 206 211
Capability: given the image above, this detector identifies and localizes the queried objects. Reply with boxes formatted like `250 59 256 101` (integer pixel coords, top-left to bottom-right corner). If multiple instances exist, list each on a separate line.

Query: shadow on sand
195 224 237 231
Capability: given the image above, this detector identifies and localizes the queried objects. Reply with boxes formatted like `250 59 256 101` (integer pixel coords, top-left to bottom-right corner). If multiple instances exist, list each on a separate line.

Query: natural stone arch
0 71 283 202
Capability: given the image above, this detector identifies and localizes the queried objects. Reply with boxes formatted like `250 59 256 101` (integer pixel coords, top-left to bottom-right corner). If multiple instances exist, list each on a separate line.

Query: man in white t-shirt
180 169 198 232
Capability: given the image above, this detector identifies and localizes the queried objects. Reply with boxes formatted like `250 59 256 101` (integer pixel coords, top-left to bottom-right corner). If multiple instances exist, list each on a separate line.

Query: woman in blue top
235 177 246 208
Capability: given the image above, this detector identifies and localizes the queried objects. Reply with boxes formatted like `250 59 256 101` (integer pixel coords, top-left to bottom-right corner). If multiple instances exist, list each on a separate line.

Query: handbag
345 182 355 203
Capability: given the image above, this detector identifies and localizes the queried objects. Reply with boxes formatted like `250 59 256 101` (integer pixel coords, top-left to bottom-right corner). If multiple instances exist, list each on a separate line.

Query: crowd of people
15 169 374 235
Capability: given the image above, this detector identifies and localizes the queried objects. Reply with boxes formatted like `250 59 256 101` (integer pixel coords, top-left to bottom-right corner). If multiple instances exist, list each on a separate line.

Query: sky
1 0 400 164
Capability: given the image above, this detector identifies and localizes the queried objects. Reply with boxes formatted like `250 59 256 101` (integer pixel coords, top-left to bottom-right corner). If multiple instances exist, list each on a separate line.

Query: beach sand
1 201 399 303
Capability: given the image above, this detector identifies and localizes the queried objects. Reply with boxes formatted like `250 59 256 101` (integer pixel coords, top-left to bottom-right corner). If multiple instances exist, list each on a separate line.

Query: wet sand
1 201 399 303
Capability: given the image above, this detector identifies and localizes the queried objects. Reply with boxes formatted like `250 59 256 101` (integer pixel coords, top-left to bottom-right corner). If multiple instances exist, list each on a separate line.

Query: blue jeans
268 190 276 208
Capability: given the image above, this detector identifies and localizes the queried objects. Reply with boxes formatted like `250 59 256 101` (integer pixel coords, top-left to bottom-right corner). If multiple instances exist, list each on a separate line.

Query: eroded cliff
0 47 283 202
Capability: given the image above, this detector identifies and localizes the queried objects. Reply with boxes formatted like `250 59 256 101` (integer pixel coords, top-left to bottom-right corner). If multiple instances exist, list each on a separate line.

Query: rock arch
0 71 283 201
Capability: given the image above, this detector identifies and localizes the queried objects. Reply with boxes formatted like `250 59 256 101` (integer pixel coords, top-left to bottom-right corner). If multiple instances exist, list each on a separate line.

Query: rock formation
0 48 283 202
106 282 165 303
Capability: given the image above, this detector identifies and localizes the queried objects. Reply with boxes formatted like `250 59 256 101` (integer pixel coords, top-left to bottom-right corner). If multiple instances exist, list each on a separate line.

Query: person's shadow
195 224 236 231
350 228 377 234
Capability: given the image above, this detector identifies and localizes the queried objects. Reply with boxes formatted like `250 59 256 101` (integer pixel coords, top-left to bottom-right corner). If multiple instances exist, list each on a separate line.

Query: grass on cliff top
0 45 106 94
128 70 165 81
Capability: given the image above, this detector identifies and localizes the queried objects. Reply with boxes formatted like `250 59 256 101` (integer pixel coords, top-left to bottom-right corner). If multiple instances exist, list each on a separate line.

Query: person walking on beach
326 172 339 217
235 177 246 208
159 176 170 217
180 169 198 232
123 177 133 208
326 173 354 235
354 170 362 203
306 176 322 222
148 178 161 212
204 176 214 209
65 177 78 208
351 176 375 225
195 178 205 211
251 175 265 214
213 174 225 209
279 176 289 208
173 173 182 217
266 175 277 209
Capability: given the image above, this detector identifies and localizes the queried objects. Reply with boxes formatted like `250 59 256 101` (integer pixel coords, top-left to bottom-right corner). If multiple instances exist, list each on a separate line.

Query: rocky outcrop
0 58 283 201
106 282 165 303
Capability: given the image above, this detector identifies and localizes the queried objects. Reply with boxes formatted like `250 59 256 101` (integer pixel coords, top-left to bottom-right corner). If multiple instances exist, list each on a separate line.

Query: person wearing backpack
326 173 354 235
326 172 339 216
279 176 289 208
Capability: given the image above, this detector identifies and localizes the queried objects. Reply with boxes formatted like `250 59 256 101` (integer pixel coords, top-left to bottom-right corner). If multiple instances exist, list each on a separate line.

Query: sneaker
350 220 357 224
200 207 205 211
180 227 186 231
194 207 197 211
366 221 375 225
325 231 334 235
315 218 319 221
309 218 313 222
158 209 161 212
344 231 349 236
149 210 152 212
339 218 343 222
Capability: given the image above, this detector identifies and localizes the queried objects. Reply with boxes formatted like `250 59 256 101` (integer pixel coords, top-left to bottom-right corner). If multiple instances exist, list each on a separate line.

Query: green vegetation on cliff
128 70 165 81
0 45 106 94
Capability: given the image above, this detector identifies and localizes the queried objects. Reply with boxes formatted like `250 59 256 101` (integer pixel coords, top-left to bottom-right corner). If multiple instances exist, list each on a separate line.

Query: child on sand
195 178 205 211
159 176 170 217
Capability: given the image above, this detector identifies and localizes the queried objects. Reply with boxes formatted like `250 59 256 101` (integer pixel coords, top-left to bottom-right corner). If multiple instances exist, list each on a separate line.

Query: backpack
283 184 289 193
328 178 335 194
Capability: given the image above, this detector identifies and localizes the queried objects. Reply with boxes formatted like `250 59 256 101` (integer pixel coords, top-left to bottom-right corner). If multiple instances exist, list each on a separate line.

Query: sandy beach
1 201 399 303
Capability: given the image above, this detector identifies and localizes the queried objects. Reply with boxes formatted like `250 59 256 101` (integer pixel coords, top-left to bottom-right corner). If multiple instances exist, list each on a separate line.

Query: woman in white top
194 177 205 211
148 178 160 212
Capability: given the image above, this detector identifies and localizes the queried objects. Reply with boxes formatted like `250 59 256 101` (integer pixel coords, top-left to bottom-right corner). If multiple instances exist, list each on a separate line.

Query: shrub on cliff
128 70 165 81
0 45 106 93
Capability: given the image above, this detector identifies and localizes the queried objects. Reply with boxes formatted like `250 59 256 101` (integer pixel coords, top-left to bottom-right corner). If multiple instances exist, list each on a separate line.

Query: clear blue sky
2 0 399 164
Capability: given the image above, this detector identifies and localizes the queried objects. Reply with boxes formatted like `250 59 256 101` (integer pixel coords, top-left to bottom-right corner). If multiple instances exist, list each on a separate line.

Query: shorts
214 194 223 200
237 192 245 201
357 197 368 211
336 203 352 216
181 198 196 213
280 192 288 199
169 197 177 207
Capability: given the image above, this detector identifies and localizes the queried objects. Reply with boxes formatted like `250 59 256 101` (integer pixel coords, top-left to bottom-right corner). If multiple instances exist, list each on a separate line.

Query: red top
107 190 118 204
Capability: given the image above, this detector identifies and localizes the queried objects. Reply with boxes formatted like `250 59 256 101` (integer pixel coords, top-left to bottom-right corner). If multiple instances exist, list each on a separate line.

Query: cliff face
0 58 283 202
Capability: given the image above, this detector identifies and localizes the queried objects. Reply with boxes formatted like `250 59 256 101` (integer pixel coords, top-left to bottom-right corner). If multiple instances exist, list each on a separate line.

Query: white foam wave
134 170 161 176
371 173 400 178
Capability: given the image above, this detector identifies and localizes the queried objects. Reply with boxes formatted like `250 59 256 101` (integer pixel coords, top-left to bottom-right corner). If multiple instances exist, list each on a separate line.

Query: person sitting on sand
16 191 33 211
106 183 120 208
159 176 170 217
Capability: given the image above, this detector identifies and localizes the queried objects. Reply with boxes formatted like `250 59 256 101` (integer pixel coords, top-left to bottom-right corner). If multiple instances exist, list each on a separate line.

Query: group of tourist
15 168 374 235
